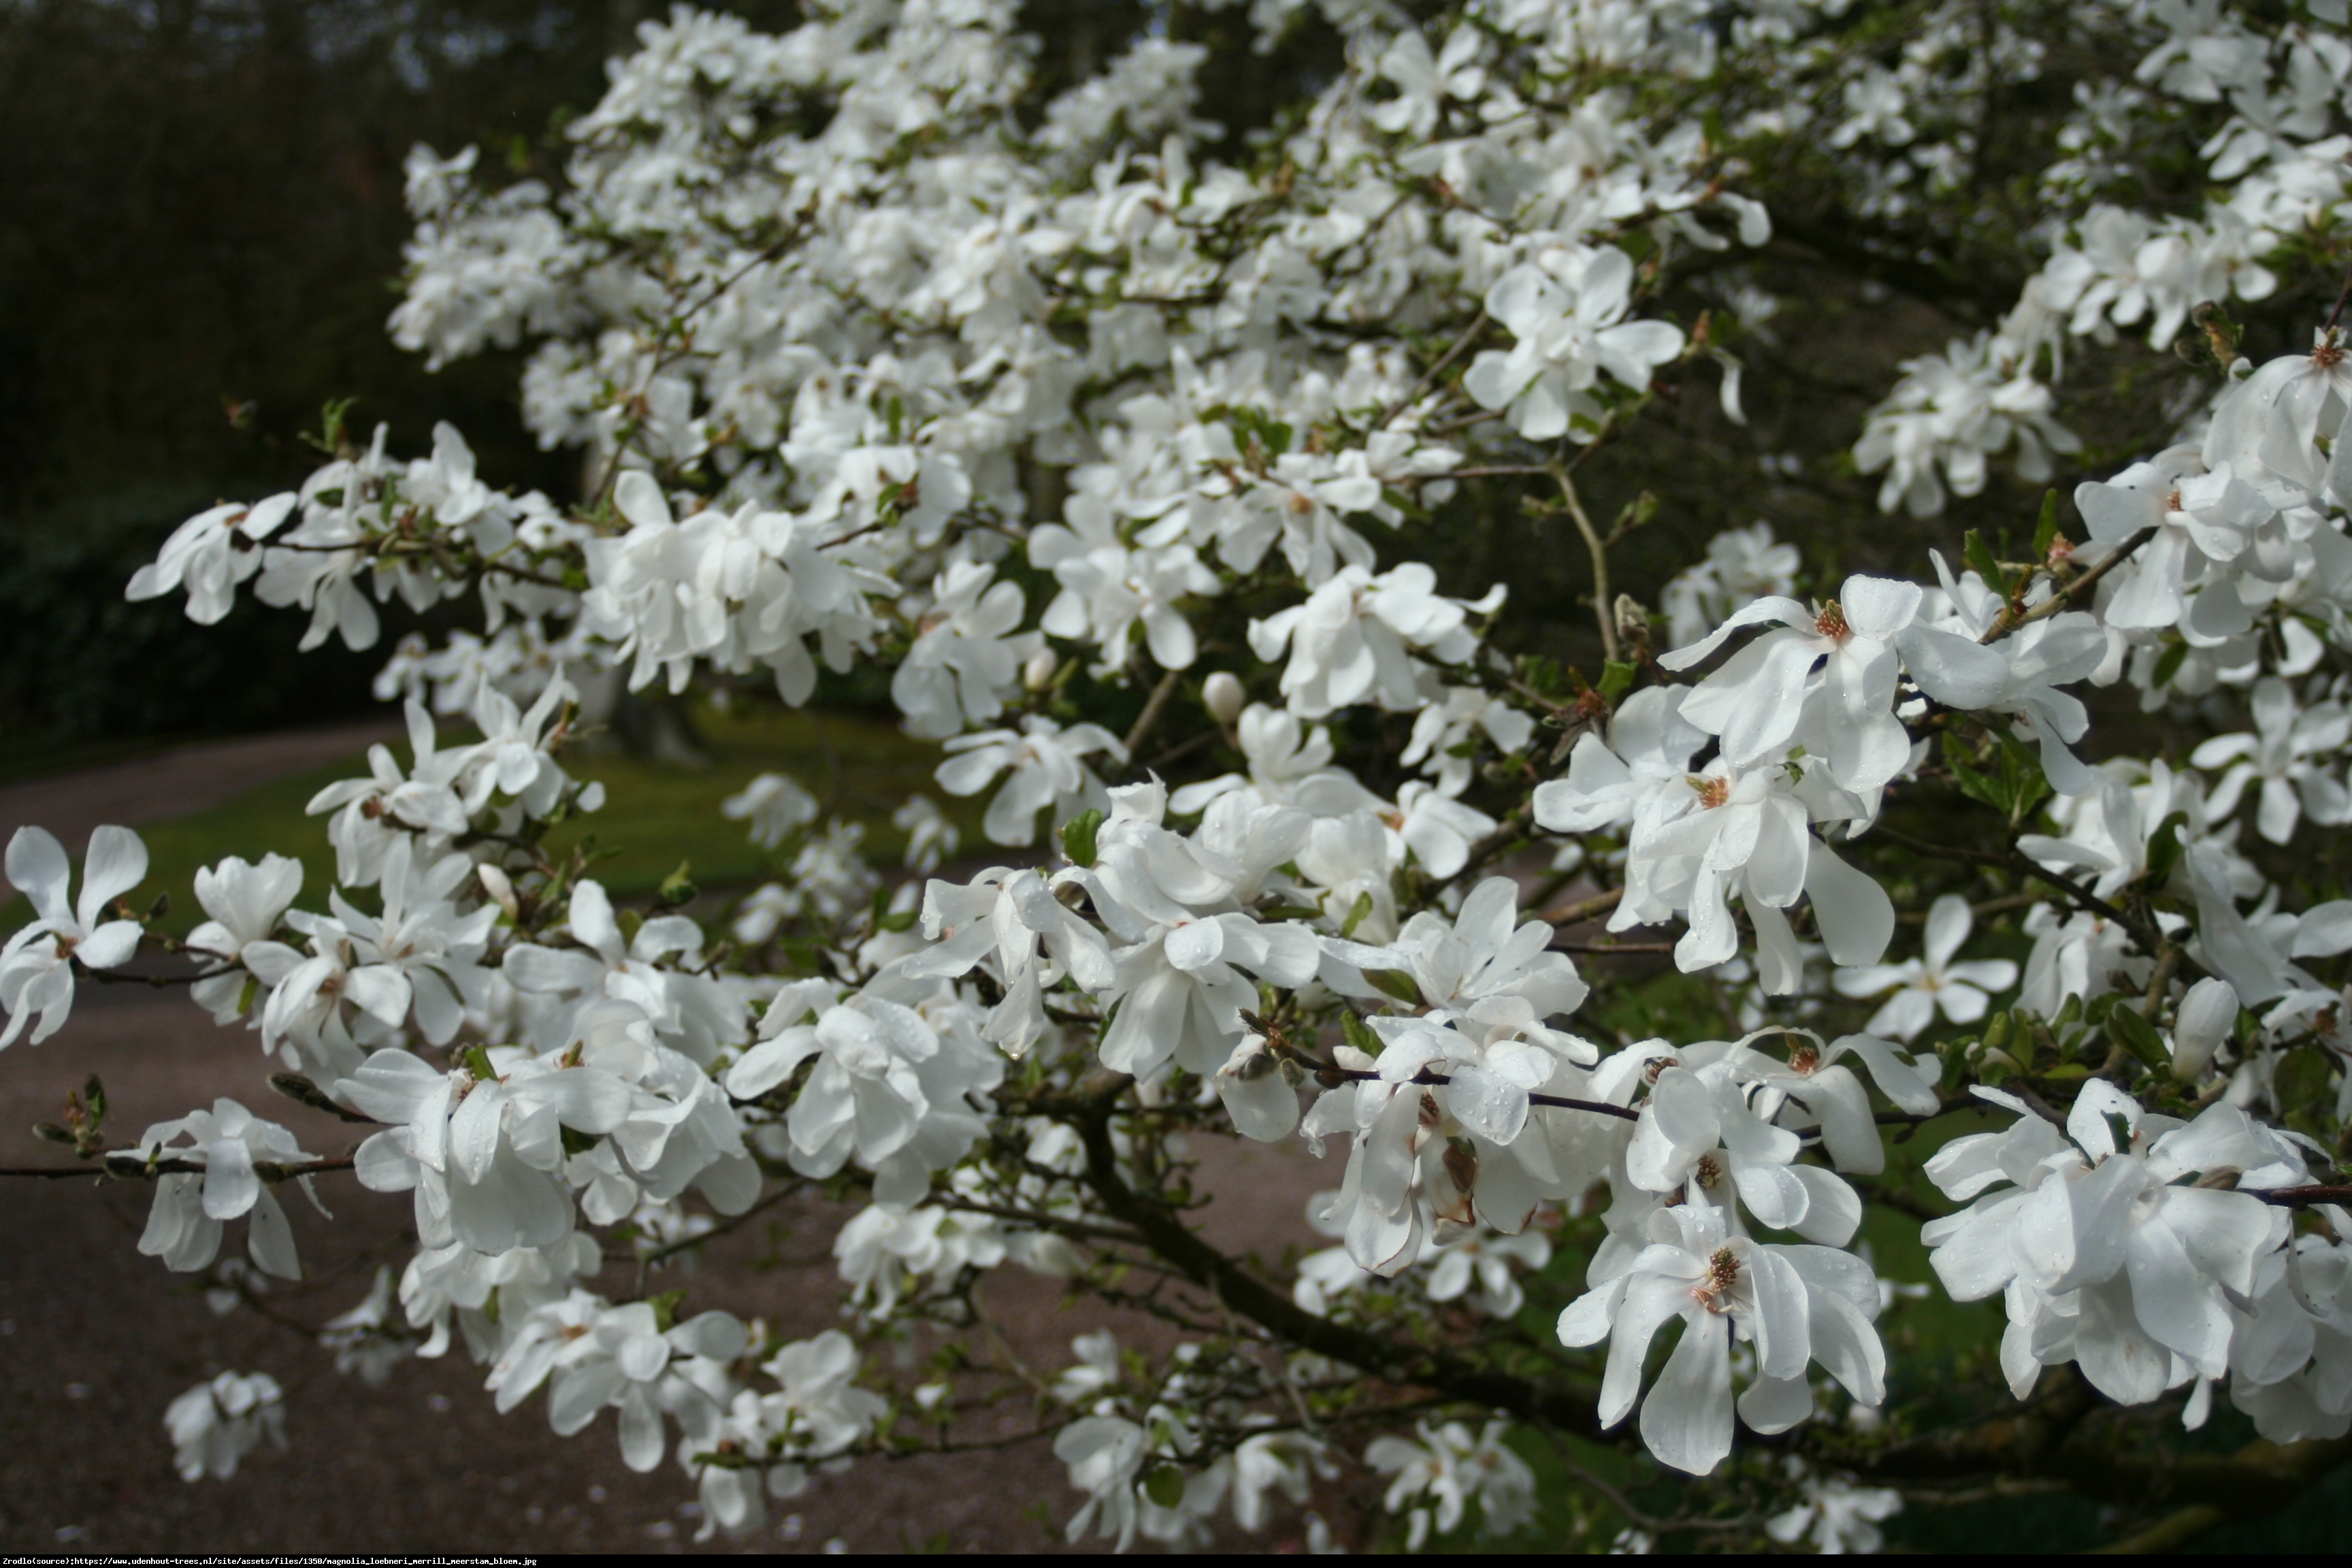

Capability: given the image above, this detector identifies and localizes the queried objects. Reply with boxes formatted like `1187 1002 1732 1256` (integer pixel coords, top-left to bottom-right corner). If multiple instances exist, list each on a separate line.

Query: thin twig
1552 466 1618 660
0 1156 355 1180
1121 666 1184 764
1319 1064 1639 1122
1375 313 1489 431
2254 1184 2352 1207
1540 887 1626 926
1980 527 2156 643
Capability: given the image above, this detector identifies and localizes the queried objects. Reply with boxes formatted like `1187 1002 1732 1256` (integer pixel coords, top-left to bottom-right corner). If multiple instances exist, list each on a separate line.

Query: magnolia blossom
1923 1085 2300 1409
1 824 148 1049
186 853 305 1024
164 1371 286 1482
1833 894 2019 1041
721 771 821 848
1364 1419 1535 1550
1247 564 1499 720
889 559 1040 738
1463 248 1685 441
1659 575 2008 790
1558 1202 1886 1475
2189 676 2351 844
127 495 296 624
937 715 1126 847
135 1098 320 1279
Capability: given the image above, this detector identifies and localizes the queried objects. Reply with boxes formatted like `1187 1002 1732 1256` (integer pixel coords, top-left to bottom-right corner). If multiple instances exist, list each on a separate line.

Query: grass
4 700 972 936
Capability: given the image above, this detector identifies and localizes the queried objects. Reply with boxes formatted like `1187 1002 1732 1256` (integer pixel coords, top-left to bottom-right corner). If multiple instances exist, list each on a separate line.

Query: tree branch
1067 1074 1602 1431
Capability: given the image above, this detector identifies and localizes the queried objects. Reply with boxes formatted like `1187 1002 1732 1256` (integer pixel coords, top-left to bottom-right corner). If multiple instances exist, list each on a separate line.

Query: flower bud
1202 670 1244 725
2170 976 2238 1083
1022 645 1058 692
478 863 520 921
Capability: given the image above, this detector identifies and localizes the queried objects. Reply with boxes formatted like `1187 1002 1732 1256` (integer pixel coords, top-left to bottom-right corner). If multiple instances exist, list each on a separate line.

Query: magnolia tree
14 0 2352 1552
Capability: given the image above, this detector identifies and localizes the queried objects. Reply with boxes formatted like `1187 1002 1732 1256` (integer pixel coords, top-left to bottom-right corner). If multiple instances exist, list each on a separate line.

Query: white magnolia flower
936 714 1126 847
135 1098 321 1279
905 866 1115 1055
1463 248 1685 441
338 1045 636 1256
1855 333 2079 517
1056 1414 1148 1551
892 793 960 873
1922 1085 2297 1406
889 559 1040 738
1659 575 2008 790
1247 564 1498 720
1370 27 1484 138
126 494 296 624
1363 1418 1535 1550
1031 504 1218 674
1661 523 1802 650
1558 1201 1886 1475
164 1371 286 1482
186 853 305 1024
1401 685 1535 795
1388 781 1498 880
1764 1463 1904 1554
304 702 475 887
490 1291 748 1471
2189 676 2351 844
1 824 148 1049
1833 894 2018 1041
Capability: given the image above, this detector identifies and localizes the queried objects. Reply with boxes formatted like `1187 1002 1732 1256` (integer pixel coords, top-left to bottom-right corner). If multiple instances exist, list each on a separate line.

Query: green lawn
5 701 968 936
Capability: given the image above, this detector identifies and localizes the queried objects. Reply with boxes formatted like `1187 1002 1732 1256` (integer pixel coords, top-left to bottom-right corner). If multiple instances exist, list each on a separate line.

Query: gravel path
0 725 1339 1554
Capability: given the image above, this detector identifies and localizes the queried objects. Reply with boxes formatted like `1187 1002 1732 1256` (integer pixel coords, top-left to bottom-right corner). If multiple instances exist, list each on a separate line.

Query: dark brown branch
1980 526 2159 644
2254 1184 2352 1207
1066 1072 1601 1431
1317 1066 1639 1123
0 1156 355 1181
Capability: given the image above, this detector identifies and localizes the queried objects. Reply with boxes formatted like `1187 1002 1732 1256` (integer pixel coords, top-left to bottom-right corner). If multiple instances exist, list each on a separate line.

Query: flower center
1643 1055 1679 1085
1690 775 1730 810
1814 601 1848 640
1693 1153 1723 1188
1690 1246 1741 1311
1786 1043 1819 1075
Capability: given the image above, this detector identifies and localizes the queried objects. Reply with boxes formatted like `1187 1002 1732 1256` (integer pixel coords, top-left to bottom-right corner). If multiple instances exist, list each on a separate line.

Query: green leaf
1060 808 1104 869
1365 968 1423 1007
1341 1011 1384 1058
647 1288 687 1335
1995 731 2052 825
2274 1047 2334 1120
1597 660 1637 702
875 909 918 933
2033 489 2060 558
1144 1467 1187 1509
1963 528 2004 589
1942 733 2006 813
2144 811 2191 886
461 1045 498 1081
2106 1004 2168 1072
2149 639 2189 691
1339 890 1374 939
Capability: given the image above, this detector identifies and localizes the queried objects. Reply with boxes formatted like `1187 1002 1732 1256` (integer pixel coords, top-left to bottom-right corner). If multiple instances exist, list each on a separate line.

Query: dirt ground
0 729 1340 1555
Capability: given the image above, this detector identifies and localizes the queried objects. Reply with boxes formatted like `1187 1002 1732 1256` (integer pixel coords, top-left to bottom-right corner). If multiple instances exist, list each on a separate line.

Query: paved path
0 718 400 898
